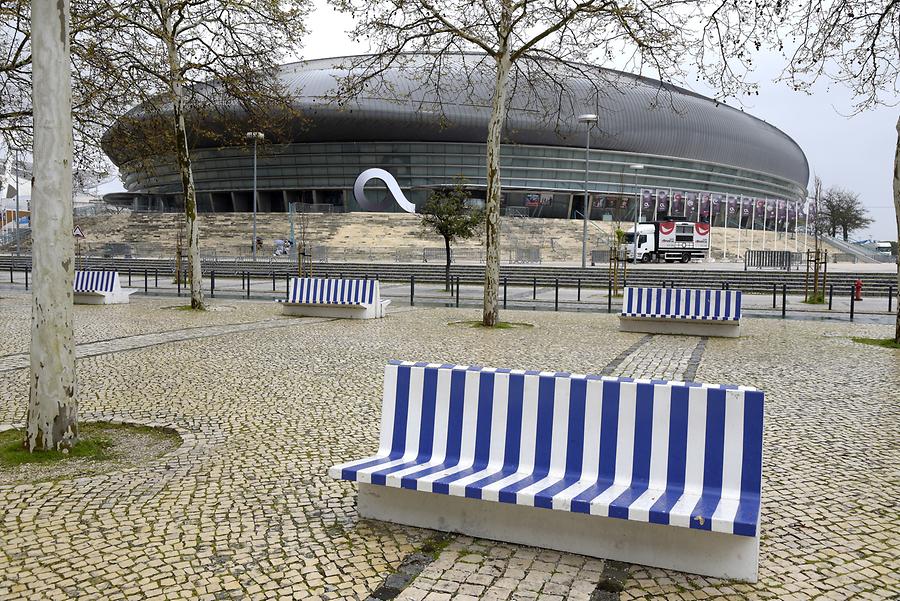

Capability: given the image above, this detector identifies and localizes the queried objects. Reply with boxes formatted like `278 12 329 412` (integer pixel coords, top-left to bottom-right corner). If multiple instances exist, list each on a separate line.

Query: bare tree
75 0 309 309
329 0 766 326
1 0 109 173
819 186 873 241
27 0 77 451
777 0 899 342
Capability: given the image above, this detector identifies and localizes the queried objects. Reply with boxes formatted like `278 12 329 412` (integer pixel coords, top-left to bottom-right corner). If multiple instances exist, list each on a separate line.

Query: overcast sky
302 1 899 241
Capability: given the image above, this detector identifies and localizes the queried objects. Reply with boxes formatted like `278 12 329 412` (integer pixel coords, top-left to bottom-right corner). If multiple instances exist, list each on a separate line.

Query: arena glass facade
104 55 809 229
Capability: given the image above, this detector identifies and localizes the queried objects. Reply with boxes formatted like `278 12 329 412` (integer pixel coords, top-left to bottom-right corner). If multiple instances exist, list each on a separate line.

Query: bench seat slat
330 362 763 538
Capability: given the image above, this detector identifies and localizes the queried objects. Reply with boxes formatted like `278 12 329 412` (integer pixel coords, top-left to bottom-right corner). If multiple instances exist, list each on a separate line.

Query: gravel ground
0 294 897 600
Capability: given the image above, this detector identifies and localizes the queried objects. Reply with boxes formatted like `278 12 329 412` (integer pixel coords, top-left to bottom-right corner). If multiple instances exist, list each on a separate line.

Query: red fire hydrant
854 279 863 301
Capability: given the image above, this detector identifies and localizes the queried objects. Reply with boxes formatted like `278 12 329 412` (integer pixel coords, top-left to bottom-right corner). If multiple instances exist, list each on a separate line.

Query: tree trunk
164 17 204 310
27 0 77 451
893 115 899 344
444 235 452 292
842 226 848 241
483 44 512 327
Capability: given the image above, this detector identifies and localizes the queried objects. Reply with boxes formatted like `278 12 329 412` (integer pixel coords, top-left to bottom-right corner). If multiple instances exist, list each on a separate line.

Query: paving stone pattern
0 297 897 600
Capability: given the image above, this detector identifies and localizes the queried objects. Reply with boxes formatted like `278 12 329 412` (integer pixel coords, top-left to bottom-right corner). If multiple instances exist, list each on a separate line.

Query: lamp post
14 149 20 257
630 164 645 263
577 114 598 269
245 131 264 260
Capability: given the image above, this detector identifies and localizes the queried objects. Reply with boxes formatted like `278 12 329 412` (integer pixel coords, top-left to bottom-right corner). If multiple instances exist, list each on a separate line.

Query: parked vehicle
623 221 710 263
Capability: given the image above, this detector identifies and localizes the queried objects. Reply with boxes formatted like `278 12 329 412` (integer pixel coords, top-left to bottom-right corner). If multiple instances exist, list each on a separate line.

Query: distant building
102 54 809 226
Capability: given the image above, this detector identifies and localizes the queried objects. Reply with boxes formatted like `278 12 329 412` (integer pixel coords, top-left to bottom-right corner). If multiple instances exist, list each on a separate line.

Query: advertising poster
755 198 766 220
656 189 670 218
685 192 697 220
726 195 738 219
711 193 724 217
699 192 711 220
673 191 685 217
641 189 653 217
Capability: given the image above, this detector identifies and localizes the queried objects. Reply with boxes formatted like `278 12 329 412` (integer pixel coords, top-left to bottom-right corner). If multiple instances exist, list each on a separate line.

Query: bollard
607 279 612 314
144 269 148 294
155 268 158 287
554 279 559 311
9 263 12 284
781 284 786 318
772 283 777 309
24 268 28 290
888 286 894 313
210 271 215 298
455 276 460 308
533 277 537 300
246 272 250 299
410 275 415 306
577 278 581 301
503 277 508 309
850 286 855 321
828 284 833 310
272 271 276 292
128 268 131 286
241 272 245 290
177 271 181 297
286 274 290 300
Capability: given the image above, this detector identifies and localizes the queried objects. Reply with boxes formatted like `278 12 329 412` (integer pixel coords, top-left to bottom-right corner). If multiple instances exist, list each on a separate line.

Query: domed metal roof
104 54 809 188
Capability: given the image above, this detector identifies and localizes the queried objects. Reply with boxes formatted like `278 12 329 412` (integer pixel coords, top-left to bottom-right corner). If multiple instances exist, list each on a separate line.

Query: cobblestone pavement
0 296 897 600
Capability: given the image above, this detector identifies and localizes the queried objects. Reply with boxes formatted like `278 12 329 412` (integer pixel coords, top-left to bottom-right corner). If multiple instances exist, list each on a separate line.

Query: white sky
301 1 899 241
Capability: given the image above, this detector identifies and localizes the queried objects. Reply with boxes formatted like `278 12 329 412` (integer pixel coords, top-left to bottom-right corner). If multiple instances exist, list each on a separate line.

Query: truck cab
622 223 657 262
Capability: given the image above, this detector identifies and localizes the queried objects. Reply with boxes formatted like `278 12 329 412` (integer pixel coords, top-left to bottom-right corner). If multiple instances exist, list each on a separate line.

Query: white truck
623 221 711 263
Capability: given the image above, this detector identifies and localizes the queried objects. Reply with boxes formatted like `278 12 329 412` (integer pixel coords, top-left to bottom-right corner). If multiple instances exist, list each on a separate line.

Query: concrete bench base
358 482 759 582
619 317 740 338
74 290 137 305
282 299 390 319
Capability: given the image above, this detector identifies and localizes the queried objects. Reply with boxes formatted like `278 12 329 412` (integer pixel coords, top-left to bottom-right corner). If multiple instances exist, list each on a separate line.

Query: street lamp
577 114 598 268
245 131 265 260
629 164 645 262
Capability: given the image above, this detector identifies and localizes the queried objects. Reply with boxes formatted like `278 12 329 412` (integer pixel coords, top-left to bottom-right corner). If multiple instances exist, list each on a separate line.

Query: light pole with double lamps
630 164 645 262
577 114 599 268
246 131 265 260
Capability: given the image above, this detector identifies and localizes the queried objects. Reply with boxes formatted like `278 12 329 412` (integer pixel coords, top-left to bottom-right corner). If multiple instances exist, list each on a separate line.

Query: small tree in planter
421 183 484 292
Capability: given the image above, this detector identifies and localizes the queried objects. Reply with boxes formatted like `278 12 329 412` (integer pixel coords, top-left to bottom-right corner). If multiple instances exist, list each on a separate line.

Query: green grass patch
802 294 826 304
419 532 455 560
852 337 900 349
0 426 113 466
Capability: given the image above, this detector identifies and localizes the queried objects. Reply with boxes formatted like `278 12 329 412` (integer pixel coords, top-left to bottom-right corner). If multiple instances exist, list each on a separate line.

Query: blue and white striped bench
73 270 136 305
620 286 742 337
281 277 389 319
329 361 764 582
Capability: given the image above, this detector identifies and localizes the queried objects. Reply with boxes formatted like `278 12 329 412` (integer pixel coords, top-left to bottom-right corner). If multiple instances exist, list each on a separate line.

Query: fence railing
744 250 796 271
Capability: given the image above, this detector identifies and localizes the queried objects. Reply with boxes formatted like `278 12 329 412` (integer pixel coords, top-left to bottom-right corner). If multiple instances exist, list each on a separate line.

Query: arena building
102 54 810 228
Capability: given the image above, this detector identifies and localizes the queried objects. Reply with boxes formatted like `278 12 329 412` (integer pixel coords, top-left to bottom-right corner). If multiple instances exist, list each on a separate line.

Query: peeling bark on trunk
164 13 204 310
893 115 899 343
444 235 452 292
27 0 77 451
483 47 512 327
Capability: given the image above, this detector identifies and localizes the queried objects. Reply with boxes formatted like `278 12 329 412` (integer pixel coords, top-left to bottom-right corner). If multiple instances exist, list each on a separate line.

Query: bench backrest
375 361 762 514
74 270 120 293
289 277 378 306
622 287 741 321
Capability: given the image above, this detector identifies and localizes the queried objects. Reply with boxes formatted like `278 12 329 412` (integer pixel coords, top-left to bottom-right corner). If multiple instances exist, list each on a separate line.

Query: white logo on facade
353 168 416 214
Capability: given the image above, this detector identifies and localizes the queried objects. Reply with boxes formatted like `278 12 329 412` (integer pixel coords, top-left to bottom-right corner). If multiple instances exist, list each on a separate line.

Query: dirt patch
0 422 182 486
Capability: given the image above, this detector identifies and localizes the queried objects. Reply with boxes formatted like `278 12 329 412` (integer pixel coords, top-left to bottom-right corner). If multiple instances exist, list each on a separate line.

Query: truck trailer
623 221 710 263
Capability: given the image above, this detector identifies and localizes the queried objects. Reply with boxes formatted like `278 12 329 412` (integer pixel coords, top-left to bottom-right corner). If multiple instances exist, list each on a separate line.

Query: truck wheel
641 254 652 263
680 253 691 263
